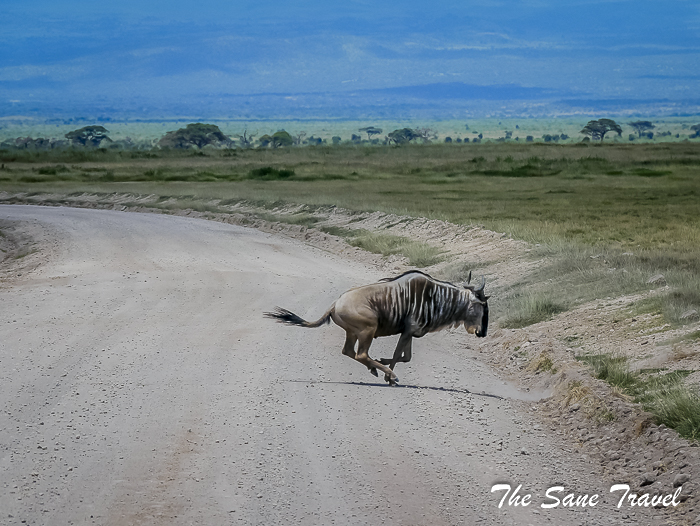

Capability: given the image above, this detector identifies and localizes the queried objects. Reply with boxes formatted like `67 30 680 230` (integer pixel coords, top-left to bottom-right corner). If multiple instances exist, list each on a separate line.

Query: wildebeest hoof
378 358 392 365
369 367 378 377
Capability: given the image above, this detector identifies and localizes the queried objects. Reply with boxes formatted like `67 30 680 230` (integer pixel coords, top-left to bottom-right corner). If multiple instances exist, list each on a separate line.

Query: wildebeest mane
379 270 461 289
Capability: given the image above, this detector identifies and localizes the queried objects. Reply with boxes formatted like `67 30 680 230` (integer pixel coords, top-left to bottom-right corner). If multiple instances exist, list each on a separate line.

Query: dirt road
0 205 655 525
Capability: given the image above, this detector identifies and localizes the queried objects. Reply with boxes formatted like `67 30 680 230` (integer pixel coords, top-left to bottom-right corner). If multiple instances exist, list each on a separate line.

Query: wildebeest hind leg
355 331 398 384
341 332 357 359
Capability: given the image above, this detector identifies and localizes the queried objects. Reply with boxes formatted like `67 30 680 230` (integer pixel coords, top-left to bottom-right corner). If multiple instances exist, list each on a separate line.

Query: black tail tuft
264 307 307 326
263 306 332 328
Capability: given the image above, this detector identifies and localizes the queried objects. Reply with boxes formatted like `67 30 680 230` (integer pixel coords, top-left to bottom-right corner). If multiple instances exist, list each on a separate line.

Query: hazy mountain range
2 1 699 121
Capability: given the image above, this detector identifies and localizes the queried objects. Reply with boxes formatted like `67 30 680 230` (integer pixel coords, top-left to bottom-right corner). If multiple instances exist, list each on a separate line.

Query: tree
257 130 294 148
580 119 622 142
628 120 655 138
65 126 112 147
271 130 294 148
359 126 383 141
387 128 420 145
158 123 228 149
238 130 256 148
414 127 437 143
258 135 273 148
294 132 307 146
690 124 700 138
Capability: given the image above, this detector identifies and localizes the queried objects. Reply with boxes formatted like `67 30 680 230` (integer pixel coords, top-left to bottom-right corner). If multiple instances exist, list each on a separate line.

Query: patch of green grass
515 244 700 327
576 354 637 391
577 353 700 440
248 166 295 180
631 286 700 326
257 212 319 227
315 225 445 267
632 168 672 177
500 291 567 328
437 261 492 284
37 164 70 175
673 330 700 343
319 225 357 237
338 230 445 267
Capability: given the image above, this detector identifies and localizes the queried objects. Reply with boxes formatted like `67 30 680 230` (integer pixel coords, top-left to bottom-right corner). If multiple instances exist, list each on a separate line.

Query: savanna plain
2 141 700 525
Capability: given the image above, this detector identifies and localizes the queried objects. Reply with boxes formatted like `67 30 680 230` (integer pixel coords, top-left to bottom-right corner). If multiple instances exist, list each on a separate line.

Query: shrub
247 166 295 180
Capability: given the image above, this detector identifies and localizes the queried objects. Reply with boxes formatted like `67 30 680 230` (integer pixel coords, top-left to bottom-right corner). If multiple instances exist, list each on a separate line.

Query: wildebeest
264 270 489 385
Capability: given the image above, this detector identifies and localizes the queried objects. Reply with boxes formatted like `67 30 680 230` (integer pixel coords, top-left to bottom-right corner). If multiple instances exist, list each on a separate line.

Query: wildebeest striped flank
265 270 489 385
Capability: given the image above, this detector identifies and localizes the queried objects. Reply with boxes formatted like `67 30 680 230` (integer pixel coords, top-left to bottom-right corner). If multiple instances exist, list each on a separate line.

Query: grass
500 291 568 328
632 287 700 326
490 241 700 328
577 353 700 441
527 352 557 373
1 142 699 324
319 228 445 267
248 166 295 180
2 143 699 250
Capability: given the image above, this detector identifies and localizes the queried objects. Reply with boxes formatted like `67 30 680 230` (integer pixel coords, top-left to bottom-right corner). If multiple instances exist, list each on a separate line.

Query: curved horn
475 275 485 292
466 271 472 285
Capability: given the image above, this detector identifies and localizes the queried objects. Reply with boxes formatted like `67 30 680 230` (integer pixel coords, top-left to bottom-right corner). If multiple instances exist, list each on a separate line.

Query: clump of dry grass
526 352 556 373
560 380 616 423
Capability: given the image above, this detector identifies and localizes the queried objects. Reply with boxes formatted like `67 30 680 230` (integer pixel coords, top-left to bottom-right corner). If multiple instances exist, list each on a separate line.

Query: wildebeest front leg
379 332 413 368
379 332 412 382
355 331 398 385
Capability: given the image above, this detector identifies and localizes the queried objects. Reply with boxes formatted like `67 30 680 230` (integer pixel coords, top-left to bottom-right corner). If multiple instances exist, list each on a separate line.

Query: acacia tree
387 128 419 145
258 135 272 148
271 130 294 148
690 124 700 138
414 127 437 143
158 123 228 149
258 130 294 148
65 126 112 147
580 119 622 142
628 120 655 138
238 130 256 148
294 131 307 145
359 126 383 141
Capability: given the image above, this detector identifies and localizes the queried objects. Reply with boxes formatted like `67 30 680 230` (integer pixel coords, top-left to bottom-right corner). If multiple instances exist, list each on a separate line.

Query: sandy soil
0 204 698 526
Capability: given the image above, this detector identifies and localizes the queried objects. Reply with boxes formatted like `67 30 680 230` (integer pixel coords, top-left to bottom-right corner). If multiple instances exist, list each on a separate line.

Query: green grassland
2 142 699 249
1 142 699 328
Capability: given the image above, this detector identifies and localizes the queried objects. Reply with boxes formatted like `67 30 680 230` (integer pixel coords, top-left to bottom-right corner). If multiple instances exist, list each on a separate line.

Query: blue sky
2 1 699 118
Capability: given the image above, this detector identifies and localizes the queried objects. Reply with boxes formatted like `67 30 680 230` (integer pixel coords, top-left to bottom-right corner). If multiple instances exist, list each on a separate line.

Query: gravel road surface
0 205 644 525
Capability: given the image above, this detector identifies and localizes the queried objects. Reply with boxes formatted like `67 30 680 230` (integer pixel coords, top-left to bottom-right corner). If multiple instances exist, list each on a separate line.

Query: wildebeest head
463 272 489 338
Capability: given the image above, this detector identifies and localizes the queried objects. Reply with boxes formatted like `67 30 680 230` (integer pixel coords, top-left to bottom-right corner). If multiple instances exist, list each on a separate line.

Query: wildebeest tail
264 306 333 328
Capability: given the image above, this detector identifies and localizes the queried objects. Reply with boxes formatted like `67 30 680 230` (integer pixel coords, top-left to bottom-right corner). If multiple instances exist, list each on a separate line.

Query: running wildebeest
264 270 489 385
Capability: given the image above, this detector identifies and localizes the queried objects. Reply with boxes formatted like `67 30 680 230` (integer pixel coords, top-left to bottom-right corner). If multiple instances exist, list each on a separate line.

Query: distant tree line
2 120 699 152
